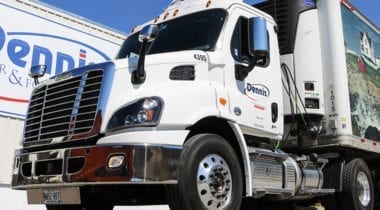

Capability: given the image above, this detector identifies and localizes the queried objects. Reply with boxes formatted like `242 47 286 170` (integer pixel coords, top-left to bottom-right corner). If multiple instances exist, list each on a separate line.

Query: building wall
0 116 24 184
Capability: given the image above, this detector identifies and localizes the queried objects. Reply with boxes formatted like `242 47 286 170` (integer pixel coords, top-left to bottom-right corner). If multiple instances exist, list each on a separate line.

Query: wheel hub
357 171 371 207
197 154 232 210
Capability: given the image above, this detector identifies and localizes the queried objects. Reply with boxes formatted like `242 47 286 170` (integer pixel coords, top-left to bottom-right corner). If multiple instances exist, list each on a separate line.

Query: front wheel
167 134 243 210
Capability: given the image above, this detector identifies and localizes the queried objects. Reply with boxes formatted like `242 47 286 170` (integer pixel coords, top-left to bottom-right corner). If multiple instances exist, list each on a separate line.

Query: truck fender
322 159 345 192
229 121 253 197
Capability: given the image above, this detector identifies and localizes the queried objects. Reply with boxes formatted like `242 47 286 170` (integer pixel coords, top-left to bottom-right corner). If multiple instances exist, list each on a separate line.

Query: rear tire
167 134 243 210
323 158 374 210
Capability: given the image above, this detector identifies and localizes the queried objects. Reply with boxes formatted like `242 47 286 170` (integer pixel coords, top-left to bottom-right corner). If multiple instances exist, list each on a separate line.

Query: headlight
107 97 163 131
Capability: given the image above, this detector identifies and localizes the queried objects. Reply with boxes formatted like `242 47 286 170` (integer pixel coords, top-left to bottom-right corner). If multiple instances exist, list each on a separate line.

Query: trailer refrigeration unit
0 0 125 185
11 0 380 209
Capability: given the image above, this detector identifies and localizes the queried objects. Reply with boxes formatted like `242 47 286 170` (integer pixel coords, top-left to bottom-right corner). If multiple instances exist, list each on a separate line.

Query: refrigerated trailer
10 0 380 209
0 0 125 185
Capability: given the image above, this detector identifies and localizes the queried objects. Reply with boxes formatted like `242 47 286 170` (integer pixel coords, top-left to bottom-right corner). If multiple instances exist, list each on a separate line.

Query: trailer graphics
0 1 124 118
0 26 110 75
0 24 111 118
342 4 380 141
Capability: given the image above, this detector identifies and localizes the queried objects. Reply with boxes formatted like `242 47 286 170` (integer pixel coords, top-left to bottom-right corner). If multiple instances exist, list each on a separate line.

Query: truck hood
101 50 212 133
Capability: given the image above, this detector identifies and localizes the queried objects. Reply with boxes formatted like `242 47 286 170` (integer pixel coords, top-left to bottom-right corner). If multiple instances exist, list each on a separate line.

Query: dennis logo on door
245 83 270 99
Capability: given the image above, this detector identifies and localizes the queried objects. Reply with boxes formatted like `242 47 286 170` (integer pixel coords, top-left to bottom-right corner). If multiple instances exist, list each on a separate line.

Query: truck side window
231 17 269 67
117 33 141 59
231 17 251 64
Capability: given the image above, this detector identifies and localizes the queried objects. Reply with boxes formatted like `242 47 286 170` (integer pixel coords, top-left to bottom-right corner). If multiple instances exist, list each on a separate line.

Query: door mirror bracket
132 24 158 85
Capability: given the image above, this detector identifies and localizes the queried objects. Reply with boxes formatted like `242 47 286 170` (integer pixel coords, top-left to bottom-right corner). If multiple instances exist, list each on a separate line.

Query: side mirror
139 24 159 43
235 17 270 81
29 65 46 85
249 17 269 57
132 24 159 85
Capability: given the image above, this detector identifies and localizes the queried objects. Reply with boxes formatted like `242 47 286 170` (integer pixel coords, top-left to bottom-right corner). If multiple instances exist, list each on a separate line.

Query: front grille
24 70 103 143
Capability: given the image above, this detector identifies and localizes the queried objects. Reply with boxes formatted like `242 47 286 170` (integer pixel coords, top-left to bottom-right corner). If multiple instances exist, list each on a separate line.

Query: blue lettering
246 83 270 97
0 26 102 76
247 83 252 92
7 39 30 68
26 78 35 88
0 27 5 51
0 64 6 74
56 52 74 75
31 45 53 75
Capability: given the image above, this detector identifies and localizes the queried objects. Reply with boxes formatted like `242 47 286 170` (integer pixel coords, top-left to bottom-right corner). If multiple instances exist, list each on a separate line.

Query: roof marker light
164 13 169 20
206 1 212 8
154 16 160 23
173 9 179 17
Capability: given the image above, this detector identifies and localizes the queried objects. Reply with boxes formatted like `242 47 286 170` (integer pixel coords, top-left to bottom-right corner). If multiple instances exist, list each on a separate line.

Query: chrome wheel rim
357 171 371 207
197 154 232 210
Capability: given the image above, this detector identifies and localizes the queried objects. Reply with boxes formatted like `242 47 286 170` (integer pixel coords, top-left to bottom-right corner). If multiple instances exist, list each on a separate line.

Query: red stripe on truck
0 96 29 103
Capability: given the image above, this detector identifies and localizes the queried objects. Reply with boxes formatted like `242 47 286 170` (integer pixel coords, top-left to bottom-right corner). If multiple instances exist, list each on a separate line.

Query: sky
37 0 379 35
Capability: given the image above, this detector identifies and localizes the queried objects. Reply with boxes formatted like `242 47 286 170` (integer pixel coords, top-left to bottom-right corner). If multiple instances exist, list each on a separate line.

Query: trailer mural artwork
342 3 380 141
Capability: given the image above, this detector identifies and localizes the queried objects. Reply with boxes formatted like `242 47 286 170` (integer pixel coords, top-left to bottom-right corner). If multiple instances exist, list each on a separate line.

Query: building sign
0 2 122 118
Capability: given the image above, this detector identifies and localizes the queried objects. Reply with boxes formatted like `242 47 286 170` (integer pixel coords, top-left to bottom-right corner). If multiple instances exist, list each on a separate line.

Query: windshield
117 9 227 59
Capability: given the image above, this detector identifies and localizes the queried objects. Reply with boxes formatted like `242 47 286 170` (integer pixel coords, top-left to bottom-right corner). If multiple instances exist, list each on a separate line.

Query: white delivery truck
11 0 380 209
0 0 125 185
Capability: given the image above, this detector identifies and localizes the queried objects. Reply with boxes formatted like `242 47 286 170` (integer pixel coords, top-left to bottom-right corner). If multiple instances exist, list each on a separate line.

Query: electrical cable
279 63 295 148
281 63 311 124
279 63 314 148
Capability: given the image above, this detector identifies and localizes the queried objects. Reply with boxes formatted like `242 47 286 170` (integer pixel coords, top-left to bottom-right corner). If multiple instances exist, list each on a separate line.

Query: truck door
226 15 283 138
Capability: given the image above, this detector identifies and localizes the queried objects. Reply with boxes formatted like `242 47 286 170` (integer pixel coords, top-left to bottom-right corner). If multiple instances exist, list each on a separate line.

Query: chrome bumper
12 144 181 189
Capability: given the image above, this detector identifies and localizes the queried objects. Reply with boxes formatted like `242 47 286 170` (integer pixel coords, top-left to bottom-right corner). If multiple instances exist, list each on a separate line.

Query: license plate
27 187 81 205
43 189 61 204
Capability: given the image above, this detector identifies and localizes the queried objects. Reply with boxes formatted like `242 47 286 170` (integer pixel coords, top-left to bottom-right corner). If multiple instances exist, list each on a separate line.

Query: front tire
167 134 243 210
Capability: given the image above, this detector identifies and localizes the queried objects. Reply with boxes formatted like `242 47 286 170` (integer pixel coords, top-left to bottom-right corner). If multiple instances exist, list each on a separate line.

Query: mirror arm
33 77 39 86
29 65 47 86
132 40 148 84
235 57 258 81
